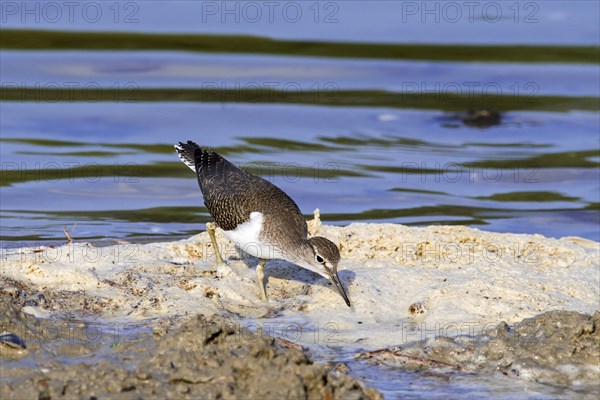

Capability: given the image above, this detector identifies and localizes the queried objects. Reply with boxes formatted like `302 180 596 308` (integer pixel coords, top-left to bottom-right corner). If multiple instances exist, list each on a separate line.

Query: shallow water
1 1 599 397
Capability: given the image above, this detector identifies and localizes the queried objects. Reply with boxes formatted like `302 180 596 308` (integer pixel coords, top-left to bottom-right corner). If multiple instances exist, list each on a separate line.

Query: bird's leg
206 222 224 266
256 259 268 302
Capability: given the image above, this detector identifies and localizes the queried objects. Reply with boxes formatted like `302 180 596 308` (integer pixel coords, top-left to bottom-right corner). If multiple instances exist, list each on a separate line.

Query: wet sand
358 310 599 396
0 292 380 399
1 218 598 397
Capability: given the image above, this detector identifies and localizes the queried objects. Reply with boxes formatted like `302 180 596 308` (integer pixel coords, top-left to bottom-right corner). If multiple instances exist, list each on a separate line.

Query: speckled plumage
175 141 308 253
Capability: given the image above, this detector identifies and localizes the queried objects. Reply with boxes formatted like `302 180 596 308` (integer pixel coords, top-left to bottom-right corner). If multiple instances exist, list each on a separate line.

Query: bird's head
294 236 351 307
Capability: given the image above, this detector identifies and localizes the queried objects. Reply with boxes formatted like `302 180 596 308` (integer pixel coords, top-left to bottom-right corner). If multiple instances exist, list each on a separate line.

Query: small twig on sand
64 223 77 244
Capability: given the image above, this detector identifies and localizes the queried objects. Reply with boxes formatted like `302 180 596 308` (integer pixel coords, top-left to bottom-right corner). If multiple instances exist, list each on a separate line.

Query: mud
358 310 600 396
0 291 381 399
1 221 598 397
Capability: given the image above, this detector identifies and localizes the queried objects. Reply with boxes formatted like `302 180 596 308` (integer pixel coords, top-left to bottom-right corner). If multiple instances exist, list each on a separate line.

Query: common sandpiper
175 140 351 307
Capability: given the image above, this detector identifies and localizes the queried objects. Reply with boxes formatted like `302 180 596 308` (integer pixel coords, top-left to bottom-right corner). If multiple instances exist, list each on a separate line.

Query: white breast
222 212 282 260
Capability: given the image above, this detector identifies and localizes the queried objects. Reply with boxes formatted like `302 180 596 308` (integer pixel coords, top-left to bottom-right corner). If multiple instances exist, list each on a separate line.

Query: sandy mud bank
358 310 599 396
0 292 380 399
1 220 598 396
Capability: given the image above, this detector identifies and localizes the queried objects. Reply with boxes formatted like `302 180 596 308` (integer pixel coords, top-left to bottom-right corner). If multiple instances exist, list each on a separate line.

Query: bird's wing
175 140 308 239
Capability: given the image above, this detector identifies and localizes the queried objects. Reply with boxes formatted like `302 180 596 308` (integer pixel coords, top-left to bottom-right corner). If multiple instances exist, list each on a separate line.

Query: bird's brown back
177 141 308 248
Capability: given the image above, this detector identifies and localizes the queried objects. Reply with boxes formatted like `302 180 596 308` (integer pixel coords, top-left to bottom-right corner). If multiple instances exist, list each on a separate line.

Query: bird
174 140 351 307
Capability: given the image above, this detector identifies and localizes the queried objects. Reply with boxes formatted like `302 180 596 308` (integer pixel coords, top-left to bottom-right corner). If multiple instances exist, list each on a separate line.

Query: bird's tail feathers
175 140 228 174
174 140 201 172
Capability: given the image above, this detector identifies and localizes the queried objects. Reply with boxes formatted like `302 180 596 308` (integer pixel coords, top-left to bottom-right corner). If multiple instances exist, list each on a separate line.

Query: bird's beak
329 271 351 307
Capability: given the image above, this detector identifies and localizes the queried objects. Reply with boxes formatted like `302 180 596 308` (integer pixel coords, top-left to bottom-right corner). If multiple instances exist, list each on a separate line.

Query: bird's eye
315 254 325 263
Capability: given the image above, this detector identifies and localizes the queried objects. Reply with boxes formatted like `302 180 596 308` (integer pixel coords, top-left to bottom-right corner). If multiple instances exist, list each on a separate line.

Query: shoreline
1 221 598 397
